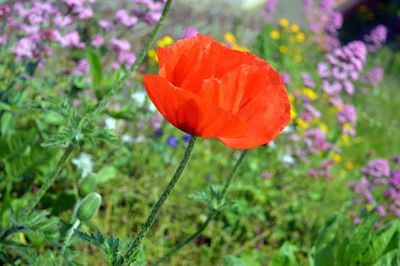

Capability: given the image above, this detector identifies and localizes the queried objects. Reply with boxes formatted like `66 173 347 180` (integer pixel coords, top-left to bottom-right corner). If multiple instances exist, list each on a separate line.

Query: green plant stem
61 219 81 255
95 0 173 113
27 144 74 214
125 136 197 262
153 150 248 265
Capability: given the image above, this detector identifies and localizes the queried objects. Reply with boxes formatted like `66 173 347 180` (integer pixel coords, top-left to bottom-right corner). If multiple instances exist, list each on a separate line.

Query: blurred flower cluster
349 157 400 222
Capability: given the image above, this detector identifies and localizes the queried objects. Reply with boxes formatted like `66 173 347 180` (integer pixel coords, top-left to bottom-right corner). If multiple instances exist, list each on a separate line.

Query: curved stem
125 136 197 262
27 144 74 214
153 150 248 265
61 219 81 255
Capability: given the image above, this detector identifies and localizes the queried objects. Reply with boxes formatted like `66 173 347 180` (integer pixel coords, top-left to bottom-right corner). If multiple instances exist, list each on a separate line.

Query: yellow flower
346 162 354 170
288 94 295 103
294 54 303 62
156 36 173 48
225 32 236 43
279 45 288 54
296 118 309 129
232 43 247 51
295 32 305 42
270 29 280 40
148 49 158 62
291 23 300 33
366 203 374 212
343 123 352 131
341 134 351 146
302 88 317 100
279 17 290 27
332 154 342 163
291 108 297 120
318 123 328 133
335 104 344 111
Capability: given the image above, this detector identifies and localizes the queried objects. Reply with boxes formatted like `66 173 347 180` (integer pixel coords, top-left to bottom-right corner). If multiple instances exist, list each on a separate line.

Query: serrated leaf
345 215 379 265
362 221 399 264
373 249 400 266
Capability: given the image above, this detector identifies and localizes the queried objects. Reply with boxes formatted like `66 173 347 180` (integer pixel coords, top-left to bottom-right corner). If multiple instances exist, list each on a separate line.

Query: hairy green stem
125 136 197 262
61 219 81 255
27 144 74 214
153 150 248 265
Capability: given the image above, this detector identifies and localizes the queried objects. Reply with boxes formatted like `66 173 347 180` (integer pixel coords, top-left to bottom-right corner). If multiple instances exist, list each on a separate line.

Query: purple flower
74 59 89 76
302 73 315 88
362 159 390 178
181 27 198 39
167 136 178 147
337 104 356 125
91 35 104 47
280 72 291 86
376 205 386 217
182 134 191 142
260 171 272 180
14 38 36 59
110 38 131 51
98 19 112 30
115 9 138 27
362 67 384 87
389 169 400 190
364 25 387 52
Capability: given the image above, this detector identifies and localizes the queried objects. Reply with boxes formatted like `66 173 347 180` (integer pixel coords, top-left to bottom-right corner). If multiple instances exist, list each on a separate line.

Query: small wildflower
167 136 178 148
279 45 288 54
270 29 280 40
294 54 303 62
296 118 309 129
291 23 300 33
279 17 289 27
346 162 354 170
295 32 305 42
332 154 342 163
224 32 236 43
302 88 317 100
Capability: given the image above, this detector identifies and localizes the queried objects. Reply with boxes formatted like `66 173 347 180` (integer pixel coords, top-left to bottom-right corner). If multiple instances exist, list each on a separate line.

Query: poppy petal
143 74 246 138
218 70 290 149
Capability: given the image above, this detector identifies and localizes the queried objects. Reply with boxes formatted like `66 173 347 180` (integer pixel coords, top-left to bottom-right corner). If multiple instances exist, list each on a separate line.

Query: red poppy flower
143 33 290 149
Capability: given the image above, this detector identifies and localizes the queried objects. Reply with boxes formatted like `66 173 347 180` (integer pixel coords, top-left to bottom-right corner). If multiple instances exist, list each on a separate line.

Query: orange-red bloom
143 33 290 149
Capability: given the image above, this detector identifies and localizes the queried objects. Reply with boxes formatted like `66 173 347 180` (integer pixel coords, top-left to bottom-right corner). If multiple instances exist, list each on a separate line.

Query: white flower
282 154 295 164
131 90 147 106
104 117 117 131
121 134 133 144
72 153 93 178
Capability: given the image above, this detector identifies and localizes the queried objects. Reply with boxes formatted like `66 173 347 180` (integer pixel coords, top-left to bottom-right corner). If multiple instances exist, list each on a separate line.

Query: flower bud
78 175 97 197
78 193 102 222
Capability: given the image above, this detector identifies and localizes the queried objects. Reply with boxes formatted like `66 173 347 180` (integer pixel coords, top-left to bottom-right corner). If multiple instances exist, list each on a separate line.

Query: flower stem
153 150 248 265
27 143 74 214
125 136 197 262
61 219 81 255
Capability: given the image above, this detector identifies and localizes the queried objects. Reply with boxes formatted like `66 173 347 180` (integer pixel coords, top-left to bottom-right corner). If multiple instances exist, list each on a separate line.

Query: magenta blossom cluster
364 25 388 53
361 67 384 87
0 0 166 73
318 41 367 105
350 158 400 221
261 0 277 22
337 104 357 135
304 0 343 51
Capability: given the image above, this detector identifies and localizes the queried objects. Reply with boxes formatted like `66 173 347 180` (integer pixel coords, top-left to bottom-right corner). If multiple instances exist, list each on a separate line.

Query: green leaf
314 217 339 253
223 256 249 266
361 221 399 264
86 49 103 91
270 242 298 266
96 166 118 184
373 249 400 266
345 215 379 265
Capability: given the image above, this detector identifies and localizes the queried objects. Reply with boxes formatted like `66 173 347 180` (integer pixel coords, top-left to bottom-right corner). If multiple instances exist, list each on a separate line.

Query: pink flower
91 35 104 47
115 9 138 27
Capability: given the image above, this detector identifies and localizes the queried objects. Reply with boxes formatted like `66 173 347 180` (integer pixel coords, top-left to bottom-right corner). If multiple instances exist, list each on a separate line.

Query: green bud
78 192 102 222
78 175 97 197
